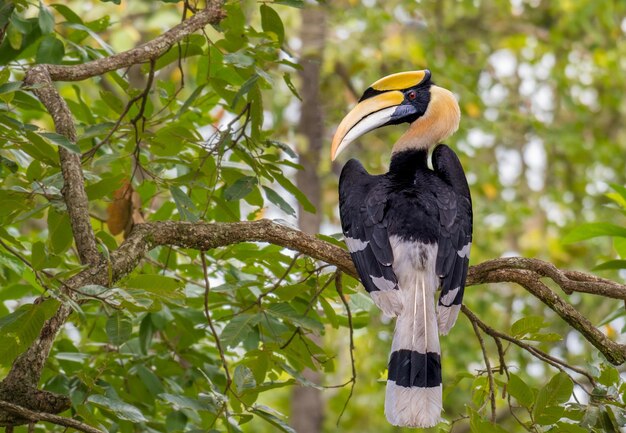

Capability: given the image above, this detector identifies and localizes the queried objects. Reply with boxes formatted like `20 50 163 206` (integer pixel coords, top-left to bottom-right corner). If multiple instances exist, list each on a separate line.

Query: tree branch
22 66 100 266
470 267 626 364
45 4 225 82
468 257 626 300
0 401 103 433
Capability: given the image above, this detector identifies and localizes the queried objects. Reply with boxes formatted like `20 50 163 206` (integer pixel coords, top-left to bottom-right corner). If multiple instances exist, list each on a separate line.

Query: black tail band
388 349 441 388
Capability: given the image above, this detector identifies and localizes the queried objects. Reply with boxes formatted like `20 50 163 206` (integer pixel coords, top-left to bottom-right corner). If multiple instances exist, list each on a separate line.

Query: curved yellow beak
330 70 431 161
330 91 404 161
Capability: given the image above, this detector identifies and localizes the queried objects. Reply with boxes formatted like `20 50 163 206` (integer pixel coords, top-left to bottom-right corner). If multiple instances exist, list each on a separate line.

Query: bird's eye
407 90 417 101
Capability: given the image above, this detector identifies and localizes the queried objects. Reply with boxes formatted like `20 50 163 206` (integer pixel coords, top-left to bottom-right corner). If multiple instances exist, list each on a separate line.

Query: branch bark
0 401 104 433
23 67 99 266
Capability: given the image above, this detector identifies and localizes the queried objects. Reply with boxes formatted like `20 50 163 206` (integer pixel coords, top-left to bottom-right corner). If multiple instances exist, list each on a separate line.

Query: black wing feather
432 145 473 311
339 159 398 293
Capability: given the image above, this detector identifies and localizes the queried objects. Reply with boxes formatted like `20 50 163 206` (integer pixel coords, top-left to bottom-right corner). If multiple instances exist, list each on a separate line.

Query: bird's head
330 70 460 160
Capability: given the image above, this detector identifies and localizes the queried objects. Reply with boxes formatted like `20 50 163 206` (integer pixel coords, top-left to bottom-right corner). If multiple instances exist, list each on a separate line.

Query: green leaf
134 364 164 395
593 260 626 271
507 373 534 408
220 314 261 348
598 364 620 387
282 73 301 101
38 3 55 34
251 405 296 433
234 364 257 393
0 81 22 95
224 176 257 201
231 74 259 108
272 171 316 213
138 314 154 354
50 4 83 24
106 312 132 346
263 186 295 217
563 223 626 243
176 83 206 119
166 411 188 432
123 274 184 298
159 393 215 411
31 241 46 269
169 186 198 222
615 237 626 257
260 5 284 44
510 315 548 337
38 131 79 153
554 422 591 433
267 303 322 331
87 394 147 422
48 209 72 254
533 372 573 424
534 406 566 425
273 0 304 7
468 408 509 433
224 51 254 68
35 36 64 64
0 156 18 175
0 300 59 366
525 332 562 342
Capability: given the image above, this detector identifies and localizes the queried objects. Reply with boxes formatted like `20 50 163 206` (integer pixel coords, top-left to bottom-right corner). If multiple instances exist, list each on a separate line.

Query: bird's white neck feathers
392 85 461 154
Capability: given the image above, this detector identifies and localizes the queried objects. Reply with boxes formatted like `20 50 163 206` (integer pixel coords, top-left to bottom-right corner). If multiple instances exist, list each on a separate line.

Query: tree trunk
291 5 327 433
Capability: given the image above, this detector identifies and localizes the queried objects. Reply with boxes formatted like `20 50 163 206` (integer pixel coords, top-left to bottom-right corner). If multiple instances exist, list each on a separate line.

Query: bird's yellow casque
332 70 472 428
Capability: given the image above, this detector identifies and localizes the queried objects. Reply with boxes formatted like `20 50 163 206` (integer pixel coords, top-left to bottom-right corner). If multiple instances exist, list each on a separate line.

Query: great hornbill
331 70 472 428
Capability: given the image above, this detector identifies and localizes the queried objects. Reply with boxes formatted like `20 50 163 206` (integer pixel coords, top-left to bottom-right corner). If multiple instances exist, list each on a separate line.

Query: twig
470 318 496 422
334 271 356 425
0 401 103 433
462 305 596 389
279 273 335 350
200 252 232 393
130 59 156 127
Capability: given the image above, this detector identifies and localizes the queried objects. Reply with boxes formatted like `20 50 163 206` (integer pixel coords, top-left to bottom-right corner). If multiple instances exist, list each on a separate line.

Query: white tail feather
370 290 403 317
438 304 462 335
385 383 442 428
385 238 442 427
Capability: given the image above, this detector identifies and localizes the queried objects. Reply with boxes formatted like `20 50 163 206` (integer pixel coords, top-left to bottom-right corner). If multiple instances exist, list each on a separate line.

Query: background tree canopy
1 0 626 432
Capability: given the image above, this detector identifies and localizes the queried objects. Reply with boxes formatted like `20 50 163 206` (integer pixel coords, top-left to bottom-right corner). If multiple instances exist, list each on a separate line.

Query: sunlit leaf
563 223 626 243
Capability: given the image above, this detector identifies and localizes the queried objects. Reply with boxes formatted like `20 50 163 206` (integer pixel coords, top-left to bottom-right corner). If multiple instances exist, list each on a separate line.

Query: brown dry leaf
131 190 145 226
107 182 133 236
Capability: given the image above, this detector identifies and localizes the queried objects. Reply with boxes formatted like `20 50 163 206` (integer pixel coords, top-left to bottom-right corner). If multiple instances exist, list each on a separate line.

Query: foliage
0 0 625 432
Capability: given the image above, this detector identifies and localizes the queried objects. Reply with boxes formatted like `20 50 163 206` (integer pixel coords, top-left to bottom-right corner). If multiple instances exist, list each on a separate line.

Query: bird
331 70 472 428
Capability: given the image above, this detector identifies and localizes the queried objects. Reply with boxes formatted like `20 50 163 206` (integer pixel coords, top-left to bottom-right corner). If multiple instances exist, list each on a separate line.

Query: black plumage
339 146 472 305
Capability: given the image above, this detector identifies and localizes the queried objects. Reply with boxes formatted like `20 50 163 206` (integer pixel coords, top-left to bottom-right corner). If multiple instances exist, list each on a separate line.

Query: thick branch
475 268 626 364
23 66 99 266
0 401 103 433
469 257 626 300
45 4 225 82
